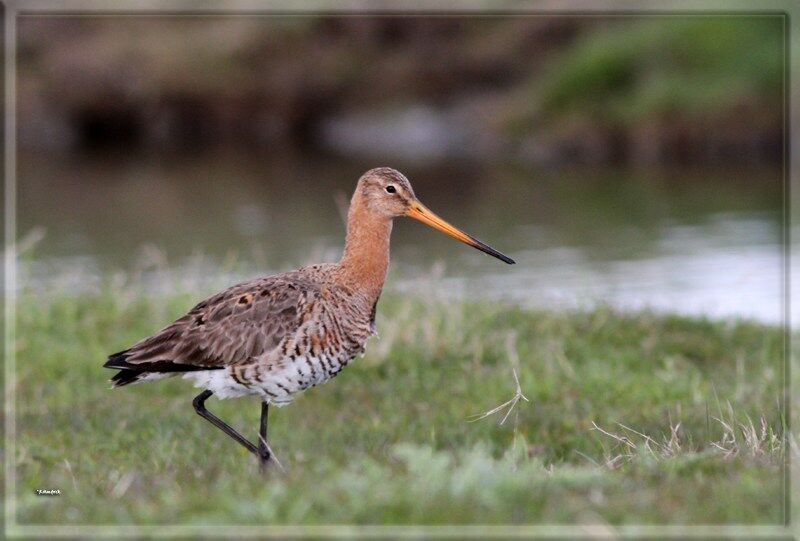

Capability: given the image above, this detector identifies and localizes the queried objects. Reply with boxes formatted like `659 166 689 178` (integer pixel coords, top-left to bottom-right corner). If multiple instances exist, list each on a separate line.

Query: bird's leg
258 401 272 470
192 390 261 458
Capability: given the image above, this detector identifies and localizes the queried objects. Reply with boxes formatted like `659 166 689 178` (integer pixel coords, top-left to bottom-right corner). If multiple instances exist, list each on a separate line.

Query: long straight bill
406 202 515 265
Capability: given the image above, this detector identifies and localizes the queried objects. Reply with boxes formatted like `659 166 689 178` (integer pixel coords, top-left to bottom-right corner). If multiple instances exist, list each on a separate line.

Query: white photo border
3 1 796 538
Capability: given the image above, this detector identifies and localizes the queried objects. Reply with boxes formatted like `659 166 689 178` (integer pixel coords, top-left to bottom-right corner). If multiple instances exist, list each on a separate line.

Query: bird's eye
385 185 397 194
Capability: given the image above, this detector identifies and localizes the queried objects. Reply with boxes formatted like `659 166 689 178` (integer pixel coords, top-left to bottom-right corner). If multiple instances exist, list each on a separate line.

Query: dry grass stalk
468 367 529 425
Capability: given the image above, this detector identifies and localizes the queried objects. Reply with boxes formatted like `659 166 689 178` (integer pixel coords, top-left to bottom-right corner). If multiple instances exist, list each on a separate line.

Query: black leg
258 401 271 470
192 390 261 458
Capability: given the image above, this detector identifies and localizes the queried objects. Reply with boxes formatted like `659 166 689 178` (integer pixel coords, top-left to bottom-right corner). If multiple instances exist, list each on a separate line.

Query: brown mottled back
114 268 331 373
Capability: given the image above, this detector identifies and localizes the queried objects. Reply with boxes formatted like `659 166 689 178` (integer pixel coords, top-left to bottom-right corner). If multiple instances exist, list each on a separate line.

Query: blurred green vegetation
500 17 783 165
533 17 782 124
14 281 784 524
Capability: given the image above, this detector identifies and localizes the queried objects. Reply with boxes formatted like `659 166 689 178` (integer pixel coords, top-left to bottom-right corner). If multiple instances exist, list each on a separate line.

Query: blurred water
17 151 784 324
394 213 783 323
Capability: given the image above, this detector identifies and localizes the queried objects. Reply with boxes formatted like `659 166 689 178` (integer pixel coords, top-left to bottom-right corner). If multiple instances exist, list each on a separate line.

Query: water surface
18 150 784 323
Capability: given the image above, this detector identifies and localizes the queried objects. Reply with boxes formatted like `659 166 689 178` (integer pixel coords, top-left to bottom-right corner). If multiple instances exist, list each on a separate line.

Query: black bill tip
469 235 516 265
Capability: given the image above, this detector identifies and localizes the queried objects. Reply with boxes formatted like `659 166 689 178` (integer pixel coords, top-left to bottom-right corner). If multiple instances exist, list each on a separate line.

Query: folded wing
104 275 319 386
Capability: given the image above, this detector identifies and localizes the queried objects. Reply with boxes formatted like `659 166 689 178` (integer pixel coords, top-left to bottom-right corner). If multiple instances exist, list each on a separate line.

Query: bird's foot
257 436 285 473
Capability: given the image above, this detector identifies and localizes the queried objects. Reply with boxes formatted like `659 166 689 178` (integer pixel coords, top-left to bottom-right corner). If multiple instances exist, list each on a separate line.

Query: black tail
104 349 132 369
109 368 144 387
104 349 141 387
103 349 220 387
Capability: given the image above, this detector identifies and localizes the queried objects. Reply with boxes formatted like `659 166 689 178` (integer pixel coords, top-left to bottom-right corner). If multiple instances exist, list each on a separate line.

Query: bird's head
355 167 515 265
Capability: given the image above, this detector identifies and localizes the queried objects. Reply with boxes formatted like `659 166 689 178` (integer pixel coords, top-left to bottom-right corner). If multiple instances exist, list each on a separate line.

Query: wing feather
105 274 320 376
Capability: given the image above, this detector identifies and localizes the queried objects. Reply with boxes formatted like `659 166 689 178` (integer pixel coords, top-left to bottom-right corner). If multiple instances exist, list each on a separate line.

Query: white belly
182 370 254 400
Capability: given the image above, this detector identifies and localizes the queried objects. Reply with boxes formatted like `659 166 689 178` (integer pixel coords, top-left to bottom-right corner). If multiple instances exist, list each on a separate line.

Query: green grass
13 282 785 525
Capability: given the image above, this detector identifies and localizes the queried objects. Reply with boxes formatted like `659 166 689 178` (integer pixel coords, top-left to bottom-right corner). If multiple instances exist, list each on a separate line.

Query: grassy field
12 279 785 526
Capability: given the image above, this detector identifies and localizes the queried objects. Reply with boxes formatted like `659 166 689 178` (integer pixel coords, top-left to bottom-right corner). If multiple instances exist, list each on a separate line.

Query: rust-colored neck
337 195 392 297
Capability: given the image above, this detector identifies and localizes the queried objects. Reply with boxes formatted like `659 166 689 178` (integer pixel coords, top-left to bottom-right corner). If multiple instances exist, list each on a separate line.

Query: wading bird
104 168 514 469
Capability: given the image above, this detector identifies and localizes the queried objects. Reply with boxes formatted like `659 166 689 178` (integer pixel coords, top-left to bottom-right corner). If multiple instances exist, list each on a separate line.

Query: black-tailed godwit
104 167 514 469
